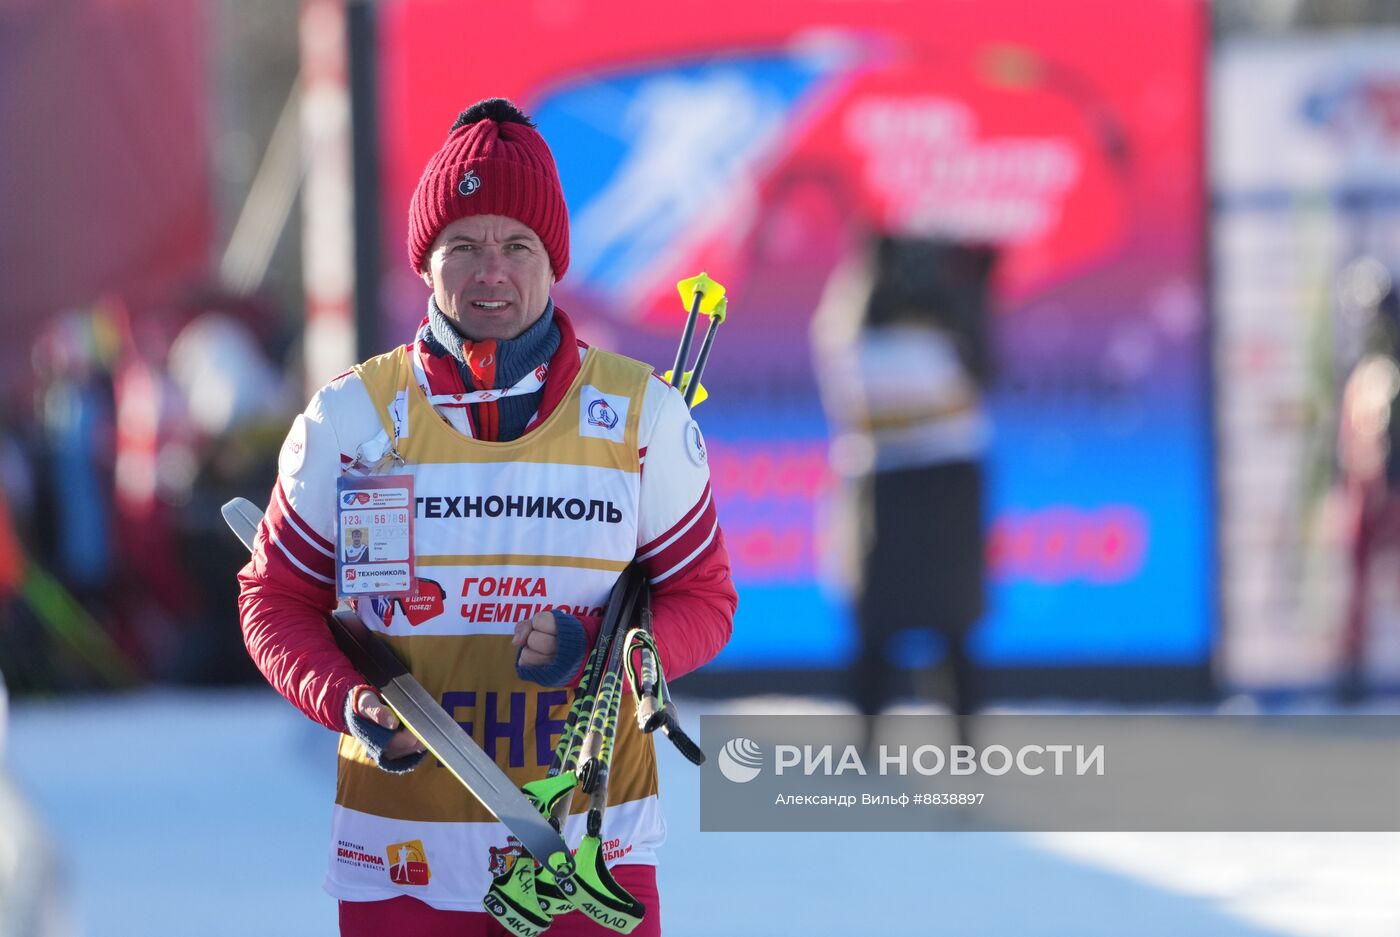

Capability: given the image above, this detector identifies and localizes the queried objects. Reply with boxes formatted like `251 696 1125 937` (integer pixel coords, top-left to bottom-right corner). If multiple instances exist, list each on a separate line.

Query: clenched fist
513 610 559 668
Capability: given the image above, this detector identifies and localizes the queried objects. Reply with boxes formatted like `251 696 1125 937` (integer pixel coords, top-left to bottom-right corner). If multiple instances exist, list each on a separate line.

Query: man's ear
420 265 433 289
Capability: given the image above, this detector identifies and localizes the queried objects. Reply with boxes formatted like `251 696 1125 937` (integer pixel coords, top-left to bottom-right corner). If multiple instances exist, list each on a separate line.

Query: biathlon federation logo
587 398 619 430
342 491 371 507
458 169 481 197
385 839 431 886
718 737 764 783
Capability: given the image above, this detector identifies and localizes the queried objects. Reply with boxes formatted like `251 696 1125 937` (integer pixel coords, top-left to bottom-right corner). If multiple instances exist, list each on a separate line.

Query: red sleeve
569 521 737 687
645 526 737 680
637 480 734 679
236 480 363 733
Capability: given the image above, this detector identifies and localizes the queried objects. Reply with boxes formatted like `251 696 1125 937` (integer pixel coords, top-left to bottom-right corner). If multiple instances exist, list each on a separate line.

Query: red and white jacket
237 308 736 733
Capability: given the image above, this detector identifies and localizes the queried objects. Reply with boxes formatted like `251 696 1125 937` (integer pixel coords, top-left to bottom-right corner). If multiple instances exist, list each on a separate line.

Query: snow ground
4 689 1397 937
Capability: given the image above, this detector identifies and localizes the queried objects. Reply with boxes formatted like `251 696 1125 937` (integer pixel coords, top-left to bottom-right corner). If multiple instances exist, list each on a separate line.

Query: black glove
343 689 426 774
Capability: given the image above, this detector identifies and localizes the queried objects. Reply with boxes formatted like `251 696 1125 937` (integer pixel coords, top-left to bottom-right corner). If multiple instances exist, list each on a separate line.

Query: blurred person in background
31 308 118 625
166 291 293 685
814 236 996 750
24 306 125 691
166 295 292 444
3 286 290 693
237 98 735 933
110 301 202 679
1336 265 1400 702
0 304 138 694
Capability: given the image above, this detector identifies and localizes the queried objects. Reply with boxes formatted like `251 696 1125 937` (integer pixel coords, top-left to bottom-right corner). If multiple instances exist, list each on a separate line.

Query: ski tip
220 496 260 524
220 497 264 551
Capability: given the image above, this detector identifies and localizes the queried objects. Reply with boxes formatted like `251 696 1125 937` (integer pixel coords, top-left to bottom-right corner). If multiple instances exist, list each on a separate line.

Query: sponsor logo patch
458 169 481 197
579 386 629 442
587 398 619 429
386 839 431 886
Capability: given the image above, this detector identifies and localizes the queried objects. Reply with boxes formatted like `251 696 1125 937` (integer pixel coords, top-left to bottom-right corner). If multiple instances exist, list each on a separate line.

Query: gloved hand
513 610 586 687
344 685 427 773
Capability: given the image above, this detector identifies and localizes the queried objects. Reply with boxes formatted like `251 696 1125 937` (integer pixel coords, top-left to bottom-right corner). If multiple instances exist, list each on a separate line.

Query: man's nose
473 249 509 282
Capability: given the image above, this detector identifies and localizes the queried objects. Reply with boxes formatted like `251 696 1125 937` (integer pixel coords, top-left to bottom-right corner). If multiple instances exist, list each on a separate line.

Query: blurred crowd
0 290 297 694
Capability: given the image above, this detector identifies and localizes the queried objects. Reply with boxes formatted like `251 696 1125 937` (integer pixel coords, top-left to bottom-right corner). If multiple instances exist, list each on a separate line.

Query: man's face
421 214 555 341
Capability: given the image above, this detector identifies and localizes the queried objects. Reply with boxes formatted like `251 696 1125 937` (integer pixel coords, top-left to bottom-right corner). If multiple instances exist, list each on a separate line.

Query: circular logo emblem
685 420 707 466
718 737 763 783
458 169 482 197
587 398 619 430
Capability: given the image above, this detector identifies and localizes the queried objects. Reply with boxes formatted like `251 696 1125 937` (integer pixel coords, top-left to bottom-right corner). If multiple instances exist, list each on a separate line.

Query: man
238 98 736 935
812 236 995 751
343 527 368 564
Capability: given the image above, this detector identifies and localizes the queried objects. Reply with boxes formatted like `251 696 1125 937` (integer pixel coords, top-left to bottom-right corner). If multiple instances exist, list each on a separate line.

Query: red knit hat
407 99 569 279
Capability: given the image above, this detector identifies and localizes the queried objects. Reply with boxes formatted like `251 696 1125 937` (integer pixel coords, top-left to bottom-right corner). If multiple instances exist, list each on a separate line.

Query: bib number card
335 474 415 599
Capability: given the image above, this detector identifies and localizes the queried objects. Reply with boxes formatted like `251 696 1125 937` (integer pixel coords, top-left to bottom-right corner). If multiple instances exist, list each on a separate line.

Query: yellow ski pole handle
675 272 727 317
669 273 729 394
670 273 729 408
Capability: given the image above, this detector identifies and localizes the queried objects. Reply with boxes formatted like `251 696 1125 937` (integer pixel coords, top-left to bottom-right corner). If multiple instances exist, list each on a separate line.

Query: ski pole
571 573 647 935
625 596 703 765
523 566 640 829
514 566 648 931
668 280 705 392
577 577 638 796
683 296 727 408
665 272 728 405
514 270 735 931
603 273 728 762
